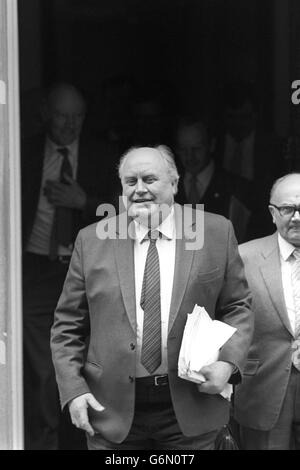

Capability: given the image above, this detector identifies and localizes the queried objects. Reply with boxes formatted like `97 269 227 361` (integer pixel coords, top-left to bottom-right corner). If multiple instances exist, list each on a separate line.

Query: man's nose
135 179 147 194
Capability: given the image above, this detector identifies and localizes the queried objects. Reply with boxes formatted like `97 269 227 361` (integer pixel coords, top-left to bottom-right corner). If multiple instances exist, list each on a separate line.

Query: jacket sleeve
50 231 91 409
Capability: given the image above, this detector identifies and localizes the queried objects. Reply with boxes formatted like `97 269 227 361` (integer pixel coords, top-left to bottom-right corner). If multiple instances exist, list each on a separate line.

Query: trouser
87 374 220 450
23 252 86 450
239 366 300 450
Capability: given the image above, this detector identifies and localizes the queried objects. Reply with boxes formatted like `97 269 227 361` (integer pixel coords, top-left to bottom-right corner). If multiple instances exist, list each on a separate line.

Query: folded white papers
178 304 237 401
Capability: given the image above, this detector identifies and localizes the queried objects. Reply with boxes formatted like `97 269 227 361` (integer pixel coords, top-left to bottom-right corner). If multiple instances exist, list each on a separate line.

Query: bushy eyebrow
124 173 159 181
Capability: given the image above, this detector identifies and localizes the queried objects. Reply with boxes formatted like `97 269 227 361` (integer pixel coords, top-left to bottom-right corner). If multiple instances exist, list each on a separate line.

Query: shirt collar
278 233 296 261
133 206 175 244
46 137 79 159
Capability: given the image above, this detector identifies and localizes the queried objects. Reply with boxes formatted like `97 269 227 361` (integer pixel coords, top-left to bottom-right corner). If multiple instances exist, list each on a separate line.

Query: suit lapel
114 213 136 333
168 204 195 333
114 205 196 335
260 234 293 336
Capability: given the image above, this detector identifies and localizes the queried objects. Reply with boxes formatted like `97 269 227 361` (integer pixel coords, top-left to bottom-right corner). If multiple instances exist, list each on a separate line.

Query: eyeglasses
269 204 300 217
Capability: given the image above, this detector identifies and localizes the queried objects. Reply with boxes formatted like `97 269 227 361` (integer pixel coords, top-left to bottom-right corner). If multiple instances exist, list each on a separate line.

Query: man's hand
69 393 105 436
44 175 87 209
197 361 235 395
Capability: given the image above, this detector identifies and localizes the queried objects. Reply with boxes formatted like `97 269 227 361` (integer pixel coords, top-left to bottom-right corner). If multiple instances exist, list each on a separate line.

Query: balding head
119 145 179 186
269 173 300 246
43 83 86 146
119 146 179 227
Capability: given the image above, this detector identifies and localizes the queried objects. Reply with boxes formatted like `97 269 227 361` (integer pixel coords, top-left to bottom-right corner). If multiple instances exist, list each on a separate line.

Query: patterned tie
49 147 73 258
291 248 300 370
140 230 162 374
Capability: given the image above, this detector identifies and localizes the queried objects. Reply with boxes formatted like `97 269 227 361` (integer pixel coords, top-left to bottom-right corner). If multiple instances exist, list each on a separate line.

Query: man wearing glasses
233 173 300 449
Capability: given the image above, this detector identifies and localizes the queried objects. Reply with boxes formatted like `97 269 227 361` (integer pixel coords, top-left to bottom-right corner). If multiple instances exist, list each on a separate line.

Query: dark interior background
18 0 295 143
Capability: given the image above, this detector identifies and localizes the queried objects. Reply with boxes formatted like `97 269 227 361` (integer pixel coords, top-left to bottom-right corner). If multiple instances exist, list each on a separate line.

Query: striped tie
291 249 300 370
140 230 161 374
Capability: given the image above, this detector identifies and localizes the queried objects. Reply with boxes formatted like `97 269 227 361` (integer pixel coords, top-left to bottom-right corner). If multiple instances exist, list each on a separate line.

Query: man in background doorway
21 82 117 449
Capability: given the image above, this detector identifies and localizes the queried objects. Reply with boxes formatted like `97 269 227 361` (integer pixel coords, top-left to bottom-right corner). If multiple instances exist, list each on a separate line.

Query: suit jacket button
130 343 136 350
129 376 134 383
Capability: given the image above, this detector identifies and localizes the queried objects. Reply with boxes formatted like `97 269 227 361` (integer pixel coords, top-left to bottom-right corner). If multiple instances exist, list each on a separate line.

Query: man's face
226 100 256 141
177 124 211 174
46 88 86 146
121 148 177 227
269 175 300 247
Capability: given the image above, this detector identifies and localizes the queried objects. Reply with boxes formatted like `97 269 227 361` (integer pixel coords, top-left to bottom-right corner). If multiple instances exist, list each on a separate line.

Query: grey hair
270 172 300 202
118 145 180 186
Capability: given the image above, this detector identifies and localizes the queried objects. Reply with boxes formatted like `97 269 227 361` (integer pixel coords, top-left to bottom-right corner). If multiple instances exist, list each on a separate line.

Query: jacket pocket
243 359 259 376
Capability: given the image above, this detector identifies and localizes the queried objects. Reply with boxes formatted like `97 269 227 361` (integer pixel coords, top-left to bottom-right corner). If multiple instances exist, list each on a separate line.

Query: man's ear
172 178 179 195
268 205 276 224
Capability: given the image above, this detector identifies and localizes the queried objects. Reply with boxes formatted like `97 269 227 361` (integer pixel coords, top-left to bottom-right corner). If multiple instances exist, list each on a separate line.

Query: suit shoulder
77 212 123 242
176 203 229 228
201 210 233 241
77 221 99 241
239 234 276 256
203 210 230 228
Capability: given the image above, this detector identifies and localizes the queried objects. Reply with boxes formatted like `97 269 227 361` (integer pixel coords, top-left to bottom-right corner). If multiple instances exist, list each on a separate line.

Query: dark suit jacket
215 130 284 180
175 165 255 243
234 234 294 431
176 165 253 216
51 204 253 443
21 132 119 248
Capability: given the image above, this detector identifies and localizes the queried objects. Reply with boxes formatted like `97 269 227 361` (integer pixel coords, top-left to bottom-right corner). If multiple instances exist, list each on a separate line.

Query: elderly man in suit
234 173 300 449
22 82 117 449
51 145 253 450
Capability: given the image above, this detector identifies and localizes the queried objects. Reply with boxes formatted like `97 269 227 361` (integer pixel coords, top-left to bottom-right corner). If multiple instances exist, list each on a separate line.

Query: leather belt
135 374 168 387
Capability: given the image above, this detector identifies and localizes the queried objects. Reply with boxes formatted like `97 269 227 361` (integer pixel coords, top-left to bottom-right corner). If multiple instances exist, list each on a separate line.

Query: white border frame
7 0 23 450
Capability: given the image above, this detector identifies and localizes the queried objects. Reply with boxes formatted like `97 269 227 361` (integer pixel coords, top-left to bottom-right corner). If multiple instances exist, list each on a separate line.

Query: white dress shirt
26 138 79 256
223 131 255 181
184 160 215 201
278 233 298 334
133 207 176 377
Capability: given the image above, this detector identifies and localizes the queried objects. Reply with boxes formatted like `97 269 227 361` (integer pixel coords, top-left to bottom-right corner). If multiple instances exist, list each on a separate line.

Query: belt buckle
154 374 167 386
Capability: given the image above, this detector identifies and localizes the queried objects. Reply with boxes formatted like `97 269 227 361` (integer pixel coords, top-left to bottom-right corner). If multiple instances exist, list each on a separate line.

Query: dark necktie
49 147 73 258
187 175 200 204
140 230 162 374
